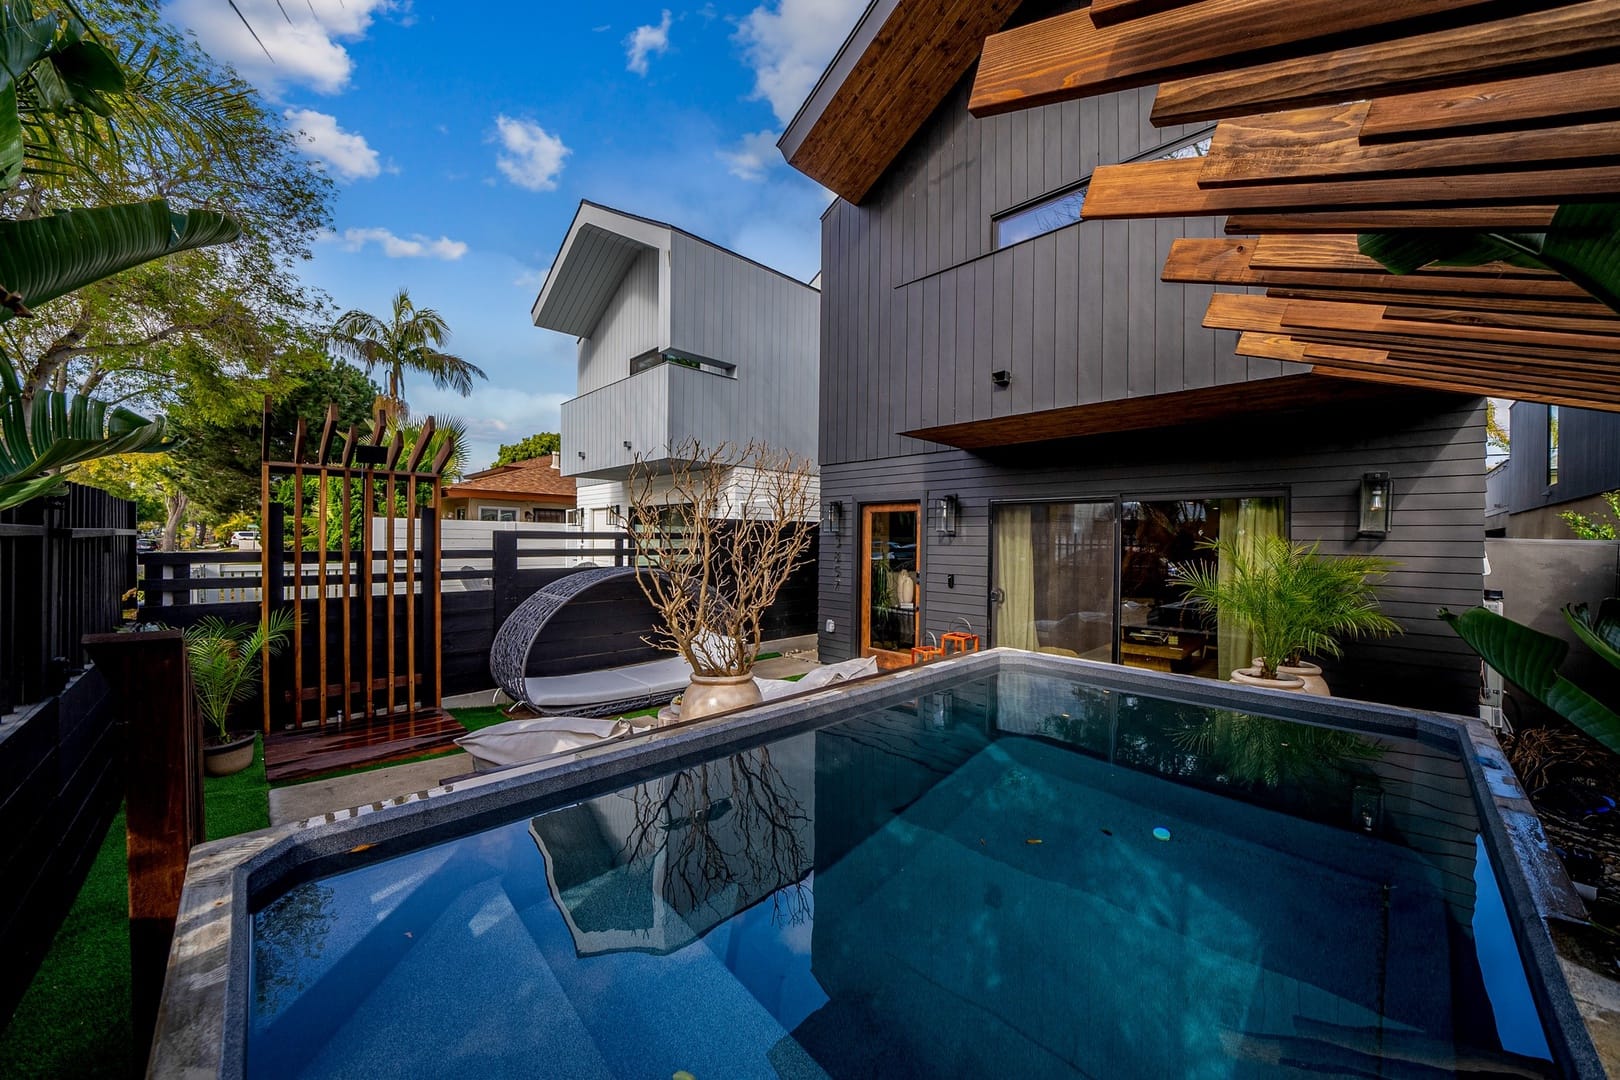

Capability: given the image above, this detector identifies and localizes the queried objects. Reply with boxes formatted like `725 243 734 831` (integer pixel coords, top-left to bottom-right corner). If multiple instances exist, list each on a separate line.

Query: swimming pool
158 651 1602 1078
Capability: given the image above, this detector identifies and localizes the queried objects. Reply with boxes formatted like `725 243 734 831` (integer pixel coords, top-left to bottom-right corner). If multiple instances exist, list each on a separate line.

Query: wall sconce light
822 499 844 539
622 440 632 451
991 369 1011 388
1358 471 1392 538
577 450 586 460
934 493 960 537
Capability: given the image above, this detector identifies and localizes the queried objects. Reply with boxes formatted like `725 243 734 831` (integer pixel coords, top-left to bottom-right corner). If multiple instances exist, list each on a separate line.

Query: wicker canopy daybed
488 566 692 717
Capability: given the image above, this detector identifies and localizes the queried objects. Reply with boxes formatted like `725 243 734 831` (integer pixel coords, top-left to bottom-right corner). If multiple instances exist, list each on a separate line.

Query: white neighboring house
531 201 821 531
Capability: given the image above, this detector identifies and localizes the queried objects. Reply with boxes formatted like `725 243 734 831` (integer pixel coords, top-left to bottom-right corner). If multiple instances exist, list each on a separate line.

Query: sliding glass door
861 503 920 667
992 494 1285 681
991 501 1117 661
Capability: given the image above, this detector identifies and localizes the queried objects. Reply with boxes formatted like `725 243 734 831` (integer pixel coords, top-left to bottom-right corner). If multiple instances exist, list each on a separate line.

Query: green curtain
1215 497 1285 676
994 505 1038 651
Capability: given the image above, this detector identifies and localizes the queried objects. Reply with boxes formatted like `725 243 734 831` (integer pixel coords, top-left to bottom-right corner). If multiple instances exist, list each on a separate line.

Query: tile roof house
441 455 577 522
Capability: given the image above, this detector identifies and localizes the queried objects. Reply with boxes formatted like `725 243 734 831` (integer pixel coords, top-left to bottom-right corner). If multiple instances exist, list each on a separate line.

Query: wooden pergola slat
1307 363 1620 410
1359 63 1620 142
1245 234 1552 276
1198 102 1620 186
1086 0 1203 28
1263 287 1615 320
1149 0 1620 126
1224 208 1561 232
1081 158 1620 218
967 0 1507 117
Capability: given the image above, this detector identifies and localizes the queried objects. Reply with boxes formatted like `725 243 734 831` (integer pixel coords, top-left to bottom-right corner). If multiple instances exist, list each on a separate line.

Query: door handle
989 587 1005 604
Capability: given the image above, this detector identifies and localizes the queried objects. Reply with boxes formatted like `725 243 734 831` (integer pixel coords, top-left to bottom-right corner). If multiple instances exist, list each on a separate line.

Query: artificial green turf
0 737 272 1079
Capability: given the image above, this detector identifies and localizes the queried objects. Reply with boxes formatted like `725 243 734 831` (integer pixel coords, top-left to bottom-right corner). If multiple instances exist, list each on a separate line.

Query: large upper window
992 132 1213 249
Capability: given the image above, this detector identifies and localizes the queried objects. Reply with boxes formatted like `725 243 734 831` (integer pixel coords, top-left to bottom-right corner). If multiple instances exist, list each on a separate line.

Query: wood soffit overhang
778 0 1023 205
958 0 1620 413
901 374 1399 450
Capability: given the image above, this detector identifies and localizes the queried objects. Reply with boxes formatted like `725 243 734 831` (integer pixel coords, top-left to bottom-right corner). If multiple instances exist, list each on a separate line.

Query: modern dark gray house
1488 403 1620 538
779 0 1488 713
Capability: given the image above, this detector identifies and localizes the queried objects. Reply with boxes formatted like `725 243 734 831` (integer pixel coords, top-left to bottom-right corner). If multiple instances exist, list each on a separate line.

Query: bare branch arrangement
624 440 815 677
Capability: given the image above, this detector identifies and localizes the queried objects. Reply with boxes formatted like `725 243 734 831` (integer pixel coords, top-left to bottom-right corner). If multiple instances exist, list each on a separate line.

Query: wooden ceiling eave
783 0 1022 204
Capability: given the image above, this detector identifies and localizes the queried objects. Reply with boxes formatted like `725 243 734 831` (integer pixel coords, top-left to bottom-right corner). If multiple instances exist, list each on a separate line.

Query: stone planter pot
1271 660 1330 697
679 672 763 721
1229 667 1307 693
204 733 256 777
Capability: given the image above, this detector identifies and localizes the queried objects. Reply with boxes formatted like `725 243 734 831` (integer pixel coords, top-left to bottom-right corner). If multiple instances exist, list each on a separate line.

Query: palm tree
327 289 486 420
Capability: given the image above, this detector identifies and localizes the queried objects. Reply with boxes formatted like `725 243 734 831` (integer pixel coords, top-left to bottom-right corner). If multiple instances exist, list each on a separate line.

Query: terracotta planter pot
204 733 256 777
680 672 763 721
1229 667 1307 693
1253 658 1331 697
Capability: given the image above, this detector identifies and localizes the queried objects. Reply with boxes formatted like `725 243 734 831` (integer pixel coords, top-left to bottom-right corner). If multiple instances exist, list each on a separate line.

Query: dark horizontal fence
0 483 136 1026
142 526 821 724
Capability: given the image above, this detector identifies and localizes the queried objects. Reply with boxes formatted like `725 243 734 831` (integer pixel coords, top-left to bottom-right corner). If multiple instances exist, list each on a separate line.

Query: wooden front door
860 503 921 668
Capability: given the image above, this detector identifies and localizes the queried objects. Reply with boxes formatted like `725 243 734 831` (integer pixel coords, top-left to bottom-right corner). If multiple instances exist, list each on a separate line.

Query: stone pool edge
148 649 1614 1079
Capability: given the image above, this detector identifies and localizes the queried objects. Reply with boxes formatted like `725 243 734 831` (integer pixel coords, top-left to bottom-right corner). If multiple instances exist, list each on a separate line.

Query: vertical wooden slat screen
259 402 454 735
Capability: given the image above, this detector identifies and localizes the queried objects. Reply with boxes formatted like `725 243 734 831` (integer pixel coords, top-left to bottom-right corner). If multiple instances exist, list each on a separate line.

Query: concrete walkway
269 633 823 826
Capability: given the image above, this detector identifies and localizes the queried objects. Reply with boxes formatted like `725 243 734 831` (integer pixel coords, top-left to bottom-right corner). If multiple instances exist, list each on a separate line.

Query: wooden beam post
82 630 203 1065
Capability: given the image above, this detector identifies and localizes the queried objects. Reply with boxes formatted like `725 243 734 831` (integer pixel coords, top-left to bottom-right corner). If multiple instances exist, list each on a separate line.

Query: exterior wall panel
1507 402 1620 515
577 247 661 394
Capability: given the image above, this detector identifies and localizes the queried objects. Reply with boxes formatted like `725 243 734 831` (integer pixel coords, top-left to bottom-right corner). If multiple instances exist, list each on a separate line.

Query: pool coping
150 650 1613 1079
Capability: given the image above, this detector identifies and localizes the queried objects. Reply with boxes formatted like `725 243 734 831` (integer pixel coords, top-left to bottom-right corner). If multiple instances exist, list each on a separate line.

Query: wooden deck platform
264 709 468 784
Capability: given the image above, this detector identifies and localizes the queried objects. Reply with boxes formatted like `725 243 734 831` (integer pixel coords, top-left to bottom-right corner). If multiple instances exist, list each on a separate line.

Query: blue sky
162 0 864 469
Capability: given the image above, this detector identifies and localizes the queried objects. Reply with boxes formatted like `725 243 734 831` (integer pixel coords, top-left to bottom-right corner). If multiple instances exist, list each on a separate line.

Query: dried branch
623 440 815 677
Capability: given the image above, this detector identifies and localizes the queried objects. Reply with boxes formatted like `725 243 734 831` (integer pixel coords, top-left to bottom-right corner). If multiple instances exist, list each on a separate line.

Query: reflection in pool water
250 671 1560 1079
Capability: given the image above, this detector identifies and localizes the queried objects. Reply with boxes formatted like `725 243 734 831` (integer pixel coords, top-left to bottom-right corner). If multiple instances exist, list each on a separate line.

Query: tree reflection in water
252 882 337 1016
1174 710 1384 790
620 744 814 928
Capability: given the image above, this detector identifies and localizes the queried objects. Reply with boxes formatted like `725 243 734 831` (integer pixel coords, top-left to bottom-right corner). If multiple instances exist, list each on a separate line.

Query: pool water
249 671 1560 1078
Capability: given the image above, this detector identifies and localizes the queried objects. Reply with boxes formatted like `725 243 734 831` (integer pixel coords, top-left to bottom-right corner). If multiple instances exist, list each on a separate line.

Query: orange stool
941 632 981 655
910 645 944 665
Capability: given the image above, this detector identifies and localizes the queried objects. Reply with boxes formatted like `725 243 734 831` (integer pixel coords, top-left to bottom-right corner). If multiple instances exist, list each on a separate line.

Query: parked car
135 537 158 554
230 528 261 549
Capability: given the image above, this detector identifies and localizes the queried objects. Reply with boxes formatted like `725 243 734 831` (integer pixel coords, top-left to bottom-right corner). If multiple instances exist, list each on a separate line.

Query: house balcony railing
560 360 740 479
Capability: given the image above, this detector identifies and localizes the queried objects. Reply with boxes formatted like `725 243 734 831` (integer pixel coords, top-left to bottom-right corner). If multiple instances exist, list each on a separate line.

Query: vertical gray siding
578 247 662 394
815 396 1487 714
819 79 1304 469
1507 402 1620 513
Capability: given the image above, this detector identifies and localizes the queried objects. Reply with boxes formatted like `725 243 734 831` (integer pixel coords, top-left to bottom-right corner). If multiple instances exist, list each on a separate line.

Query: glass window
992 502 1117 661
990 494 1286 682
864 506 920 655
992 133 1213 249
1121 497 1284 680
532 508 567 524
1548 405 1560 486
479 507 517 522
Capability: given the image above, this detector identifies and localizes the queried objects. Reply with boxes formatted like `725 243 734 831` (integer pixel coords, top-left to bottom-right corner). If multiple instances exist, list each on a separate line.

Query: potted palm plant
1176 536 1401 693
185 610 296 775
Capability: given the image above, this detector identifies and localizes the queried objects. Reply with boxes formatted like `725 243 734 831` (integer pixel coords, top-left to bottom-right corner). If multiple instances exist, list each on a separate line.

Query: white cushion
520 655 693 709
456 715 635 771
755 656 878 701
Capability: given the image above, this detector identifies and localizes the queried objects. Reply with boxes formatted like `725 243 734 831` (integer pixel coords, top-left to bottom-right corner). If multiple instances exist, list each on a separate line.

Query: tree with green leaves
494 431 560 465
328 289 486 420
0 0 244 509
2 0 333 417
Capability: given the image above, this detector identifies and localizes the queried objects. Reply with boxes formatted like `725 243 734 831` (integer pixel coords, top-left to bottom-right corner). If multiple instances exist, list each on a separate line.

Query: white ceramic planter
680 672 763 721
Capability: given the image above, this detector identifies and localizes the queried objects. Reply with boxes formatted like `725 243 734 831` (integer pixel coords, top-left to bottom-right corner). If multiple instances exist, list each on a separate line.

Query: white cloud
325 227 468 260
513 265 550 291
735 0 866 126
284 108 381 180
493 115 571 192
625 10 672 75
165 0 395 96
718 129 782 181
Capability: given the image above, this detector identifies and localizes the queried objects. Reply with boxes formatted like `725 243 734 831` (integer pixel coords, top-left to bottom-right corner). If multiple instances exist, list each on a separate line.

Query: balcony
560 360 741 479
